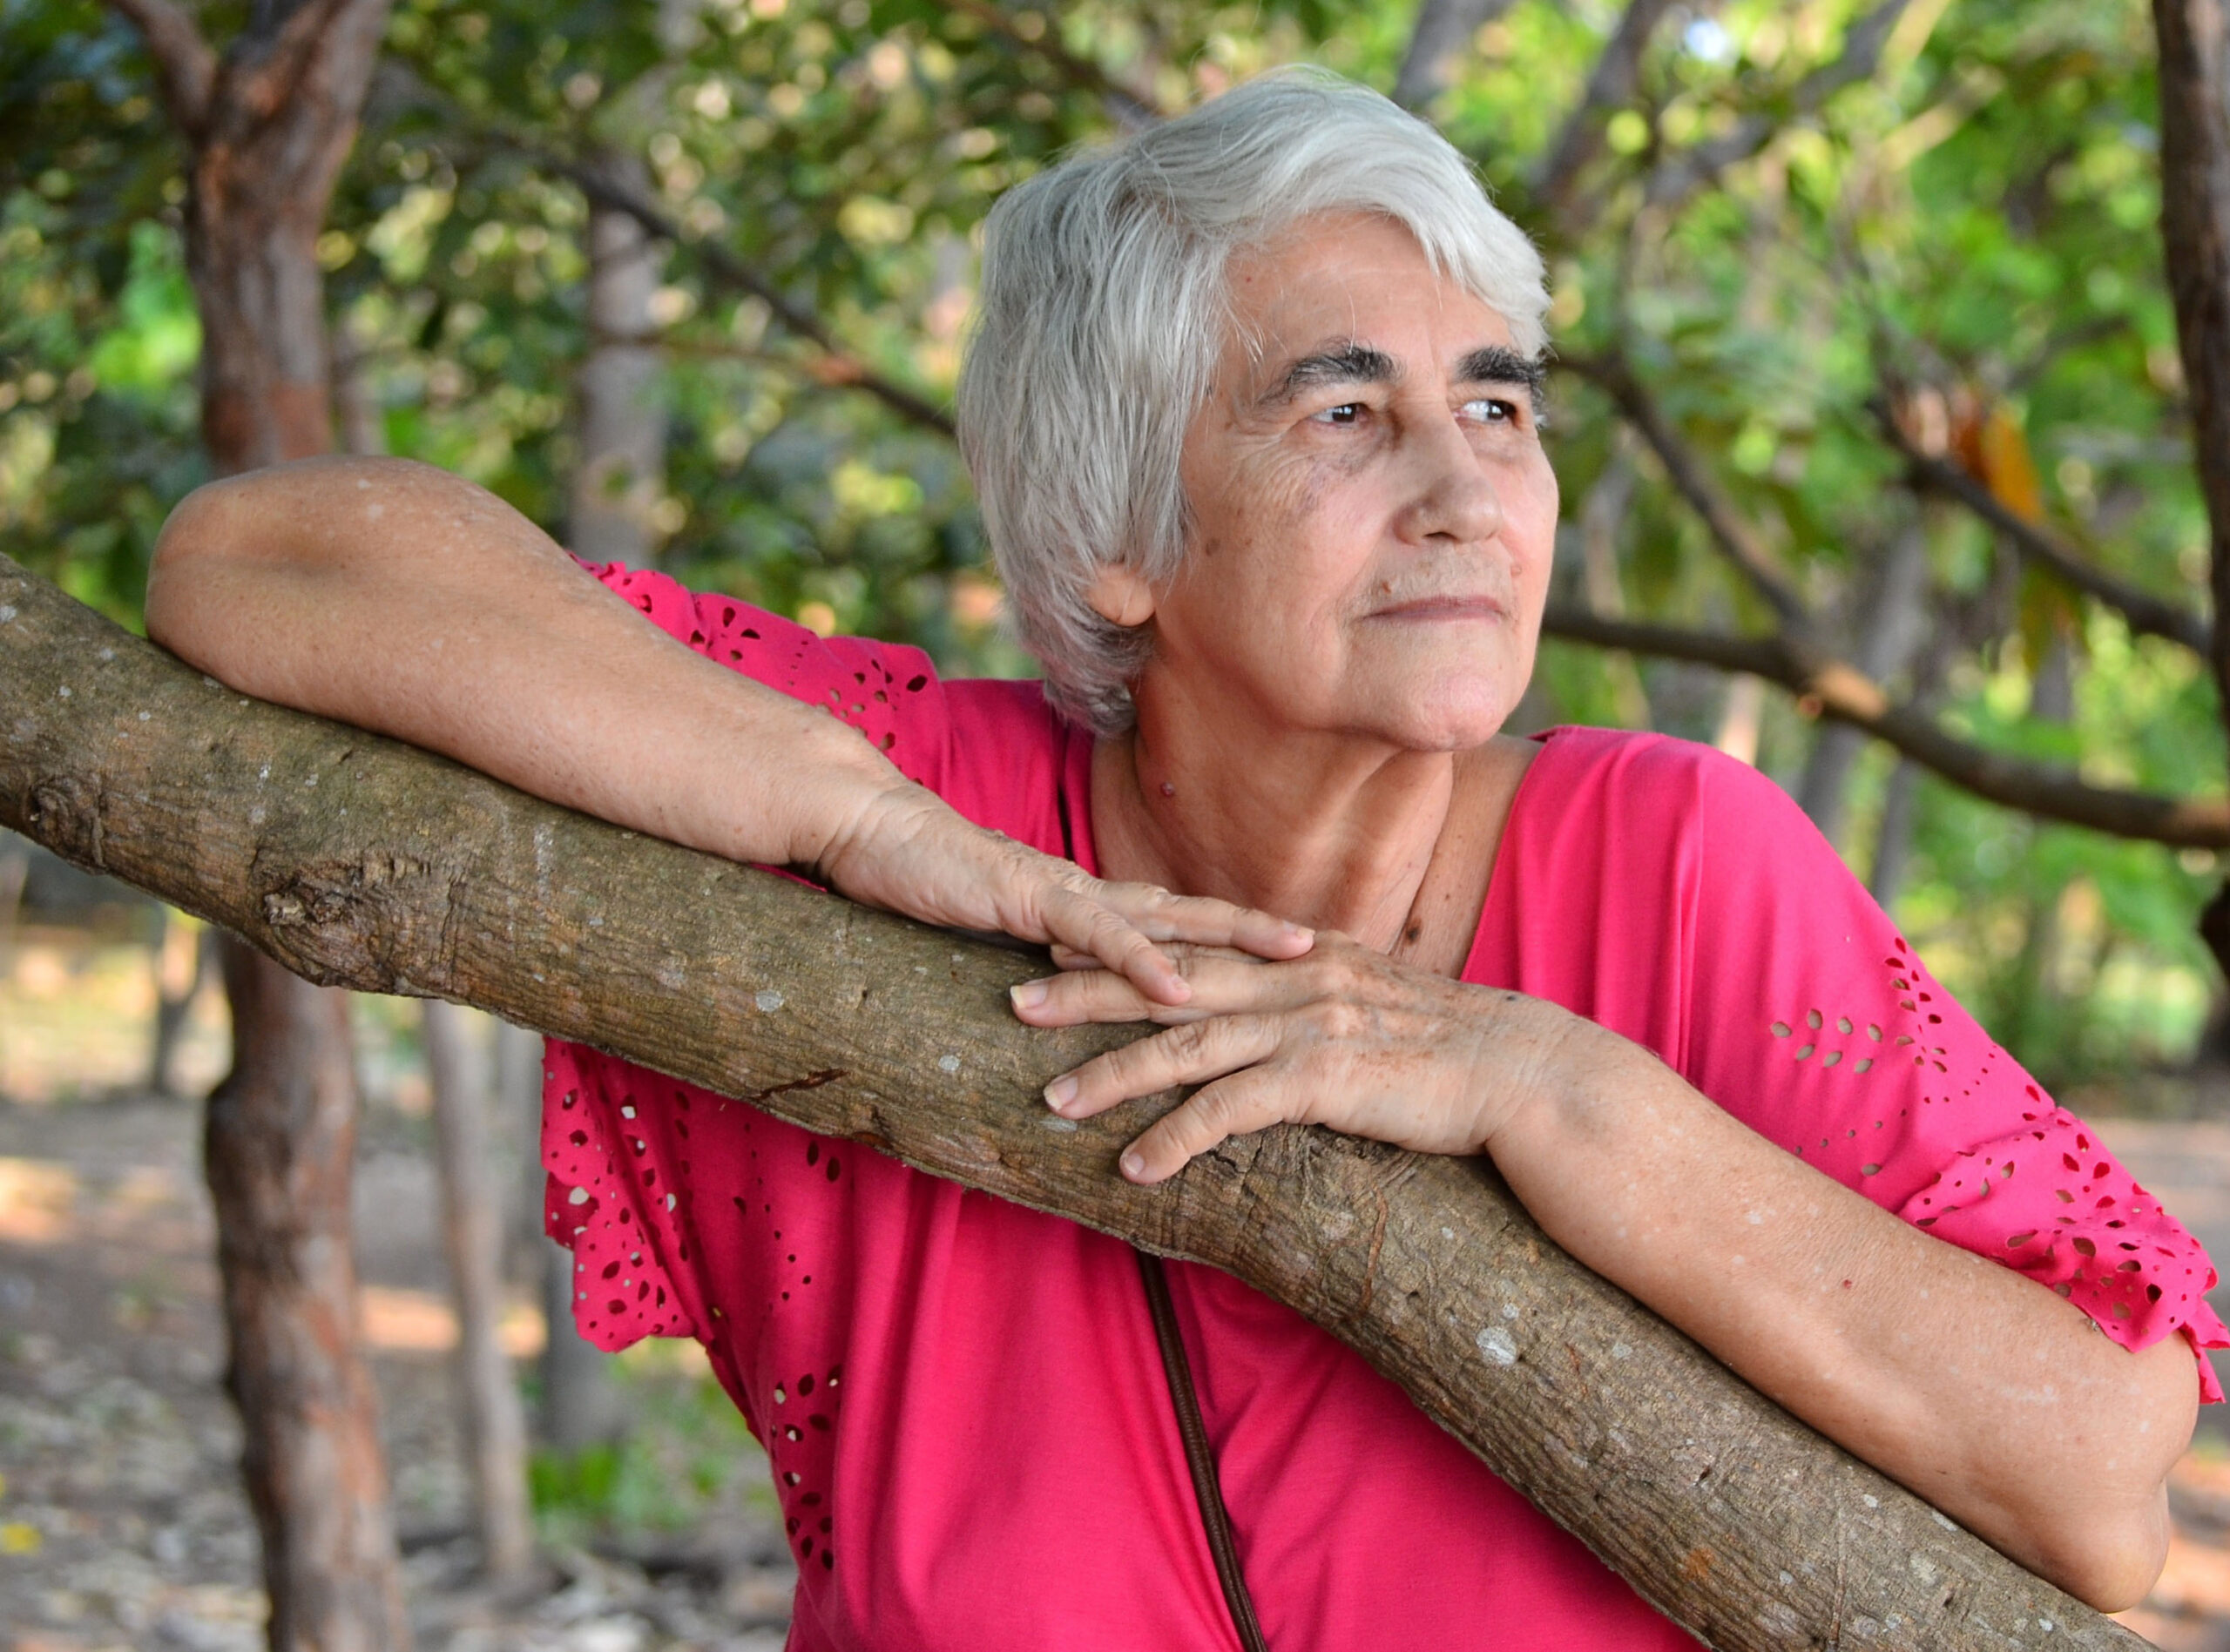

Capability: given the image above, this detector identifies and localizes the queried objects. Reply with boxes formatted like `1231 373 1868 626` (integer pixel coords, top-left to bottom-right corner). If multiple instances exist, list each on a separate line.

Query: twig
1541 603 2230 846
1876 406 2212 654
1558 351 1811 630
937 0 1167 127
1531 0 1679 219
103 0 216 133
1640 0 1913 214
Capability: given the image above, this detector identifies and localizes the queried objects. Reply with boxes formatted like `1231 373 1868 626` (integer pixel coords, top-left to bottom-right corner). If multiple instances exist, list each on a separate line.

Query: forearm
146 456 900 869
1486 1015 2194 1608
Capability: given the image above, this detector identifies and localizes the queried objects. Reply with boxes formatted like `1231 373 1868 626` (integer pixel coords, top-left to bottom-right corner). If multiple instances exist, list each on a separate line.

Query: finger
1121 1067 1291 1184
1032 883 1196 1005
1049 940 1258 973
1010 954 1305 1028
1043 1014 1281 1119
1097 883 1314 961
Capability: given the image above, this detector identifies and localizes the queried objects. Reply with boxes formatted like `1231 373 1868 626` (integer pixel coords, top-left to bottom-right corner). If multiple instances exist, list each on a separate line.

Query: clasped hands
1010 935 1576 1185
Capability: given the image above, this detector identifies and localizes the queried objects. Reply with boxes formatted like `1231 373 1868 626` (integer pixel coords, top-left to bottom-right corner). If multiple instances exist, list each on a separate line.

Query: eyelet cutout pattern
1770 934 2225 1393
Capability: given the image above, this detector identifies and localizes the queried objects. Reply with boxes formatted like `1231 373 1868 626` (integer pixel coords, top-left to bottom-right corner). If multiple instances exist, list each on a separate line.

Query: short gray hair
956 65 1551 734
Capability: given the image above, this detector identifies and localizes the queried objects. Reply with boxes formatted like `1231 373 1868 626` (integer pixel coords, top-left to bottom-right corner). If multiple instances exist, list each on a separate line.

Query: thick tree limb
0 554 2154 1649
1542 603 2230 847
105 0 217 135
1880 413 2213 655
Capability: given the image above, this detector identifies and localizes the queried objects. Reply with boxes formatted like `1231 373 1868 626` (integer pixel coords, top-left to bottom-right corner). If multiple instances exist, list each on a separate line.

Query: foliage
1 0 2223 1082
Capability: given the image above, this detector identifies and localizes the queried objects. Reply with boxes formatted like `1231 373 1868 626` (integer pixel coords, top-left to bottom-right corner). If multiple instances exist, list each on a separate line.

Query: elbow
145 476 248 654
2031 1497 2170 1615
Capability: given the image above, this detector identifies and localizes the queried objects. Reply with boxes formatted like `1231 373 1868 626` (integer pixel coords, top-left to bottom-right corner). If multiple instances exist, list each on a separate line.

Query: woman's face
1118 212 1558 753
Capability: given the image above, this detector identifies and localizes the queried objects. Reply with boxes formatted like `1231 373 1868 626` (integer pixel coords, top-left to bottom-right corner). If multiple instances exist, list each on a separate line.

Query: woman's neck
1087 687 1535 963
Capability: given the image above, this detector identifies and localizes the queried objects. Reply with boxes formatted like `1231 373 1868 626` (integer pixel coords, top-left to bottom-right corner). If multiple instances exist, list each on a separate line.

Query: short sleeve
540 561 956 1349
1679 752 2229 1401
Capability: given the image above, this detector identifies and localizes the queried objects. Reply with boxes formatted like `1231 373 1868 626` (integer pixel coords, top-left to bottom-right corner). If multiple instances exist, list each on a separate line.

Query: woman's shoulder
1526 724 1804 847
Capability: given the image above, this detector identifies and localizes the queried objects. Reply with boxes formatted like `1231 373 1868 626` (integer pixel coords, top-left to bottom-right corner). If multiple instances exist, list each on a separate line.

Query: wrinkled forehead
1215 213 1530 398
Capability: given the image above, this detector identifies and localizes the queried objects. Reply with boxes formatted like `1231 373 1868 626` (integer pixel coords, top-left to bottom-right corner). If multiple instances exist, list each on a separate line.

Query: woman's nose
1395 417 1504 546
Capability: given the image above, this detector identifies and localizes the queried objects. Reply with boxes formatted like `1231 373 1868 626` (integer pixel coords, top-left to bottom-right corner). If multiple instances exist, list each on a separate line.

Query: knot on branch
256 851 441 990
28 775 106 872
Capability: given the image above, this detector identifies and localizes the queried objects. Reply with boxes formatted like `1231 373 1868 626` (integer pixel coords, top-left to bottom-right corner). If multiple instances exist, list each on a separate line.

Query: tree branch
1878 408 2213 655
1640 0 1913 214
1531 0 1679 219
1543 603 2230 846
0 551 2152 1651
1392 0 1517 111
1559 350 1813 630
105 0 217 136
937 0 1167 128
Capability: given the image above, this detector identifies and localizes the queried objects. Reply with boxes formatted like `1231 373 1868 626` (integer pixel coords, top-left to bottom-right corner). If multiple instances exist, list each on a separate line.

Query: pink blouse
543 563 2227 1650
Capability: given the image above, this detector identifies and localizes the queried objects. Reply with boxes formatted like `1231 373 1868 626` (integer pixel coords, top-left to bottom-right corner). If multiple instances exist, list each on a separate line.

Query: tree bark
2153 0 2230 986
105 0 408 1645
422 1001 536 1582
0 553 2152 1651
206 933 409 1652
571 187 667 568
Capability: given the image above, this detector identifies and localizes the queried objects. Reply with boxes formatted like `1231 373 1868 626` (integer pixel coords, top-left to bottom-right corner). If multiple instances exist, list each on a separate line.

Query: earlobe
1085 566 1157 629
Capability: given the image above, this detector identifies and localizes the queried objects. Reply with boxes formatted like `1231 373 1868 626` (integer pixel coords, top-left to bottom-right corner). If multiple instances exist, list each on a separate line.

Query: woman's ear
1085 565 1157 629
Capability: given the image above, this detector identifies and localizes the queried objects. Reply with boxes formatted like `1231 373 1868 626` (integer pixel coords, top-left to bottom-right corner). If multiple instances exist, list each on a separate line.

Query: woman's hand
1005 933 1584 1178
814 777 1316 1008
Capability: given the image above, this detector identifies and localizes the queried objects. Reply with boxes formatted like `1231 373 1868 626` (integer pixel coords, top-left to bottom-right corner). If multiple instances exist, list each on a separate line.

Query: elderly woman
150 68 2218 1649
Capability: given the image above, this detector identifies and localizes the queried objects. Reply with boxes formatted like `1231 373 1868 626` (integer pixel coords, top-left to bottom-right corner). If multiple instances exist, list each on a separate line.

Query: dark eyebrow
1456 346 1548 411
1259 342 1400 408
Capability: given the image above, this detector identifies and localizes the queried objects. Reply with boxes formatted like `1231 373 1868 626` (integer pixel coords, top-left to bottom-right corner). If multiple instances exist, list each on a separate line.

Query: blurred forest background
10 0 2224 1083
12 0 2230 1646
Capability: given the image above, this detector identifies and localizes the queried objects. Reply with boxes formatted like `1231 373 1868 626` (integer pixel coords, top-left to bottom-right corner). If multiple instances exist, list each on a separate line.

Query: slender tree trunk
105 0 406 1642
147 909 213 1097
207 938 408 1652
2152 0 2230 981
1797 523 1933 846
570 188 666 569
422 1001 536 1582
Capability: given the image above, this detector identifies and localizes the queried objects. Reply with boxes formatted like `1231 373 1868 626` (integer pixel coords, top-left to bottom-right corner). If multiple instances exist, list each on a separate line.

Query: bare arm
147 456 1311 995
1022 941 2196 1612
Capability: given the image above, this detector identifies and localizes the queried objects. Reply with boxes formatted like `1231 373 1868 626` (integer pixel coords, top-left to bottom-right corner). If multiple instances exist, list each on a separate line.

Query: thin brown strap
1135 1247 1269 1652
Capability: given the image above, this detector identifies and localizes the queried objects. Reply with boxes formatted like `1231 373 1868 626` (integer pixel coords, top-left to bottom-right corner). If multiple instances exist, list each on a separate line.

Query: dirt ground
0 931 795 1652
12 930 2230 1649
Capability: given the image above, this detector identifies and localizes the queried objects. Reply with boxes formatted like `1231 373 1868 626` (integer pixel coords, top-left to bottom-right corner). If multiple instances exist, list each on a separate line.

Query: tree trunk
207 935 409 1652
570 188 666 569
105 0 407 1642
422 1000 536 1582
147 908 213 1097
2153 0 2230 984
1797 523 1933 847
0 553 2152 1652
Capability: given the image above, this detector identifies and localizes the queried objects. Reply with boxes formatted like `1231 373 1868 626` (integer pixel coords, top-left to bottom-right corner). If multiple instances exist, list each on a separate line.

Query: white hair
956 65 1551 734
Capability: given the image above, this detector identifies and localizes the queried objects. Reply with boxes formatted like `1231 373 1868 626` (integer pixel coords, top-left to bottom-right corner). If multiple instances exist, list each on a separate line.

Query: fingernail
1044 1075 1078 1111
1120 1151 1148 1181
1010 980 1050 1011
1282 922 1314 943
